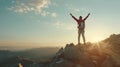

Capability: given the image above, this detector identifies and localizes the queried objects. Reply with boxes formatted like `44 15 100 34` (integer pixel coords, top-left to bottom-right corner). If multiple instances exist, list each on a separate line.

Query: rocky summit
48 34 120 67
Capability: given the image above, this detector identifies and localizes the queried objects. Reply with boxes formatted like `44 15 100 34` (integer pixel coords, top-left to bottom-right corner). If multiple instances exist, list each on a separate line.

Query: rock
76 64 82 67
101 56 115 67
48 34 120 67
49 43 96 67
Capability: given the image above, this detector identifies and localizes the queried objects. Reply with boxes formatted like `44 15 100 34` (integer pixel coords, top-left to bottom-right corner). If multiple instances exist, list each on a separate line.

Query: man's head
79 16 82 20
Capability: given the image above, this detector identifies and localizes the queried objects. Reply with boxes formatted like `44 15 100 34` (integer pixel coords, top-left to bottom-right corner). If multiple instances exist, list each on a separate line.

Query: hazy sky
0 0 120 47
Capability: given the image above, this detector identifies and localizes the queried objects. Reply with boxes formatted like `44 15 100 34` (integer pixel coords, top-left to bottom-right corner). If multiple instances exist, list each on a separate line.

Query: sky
0 0 120 47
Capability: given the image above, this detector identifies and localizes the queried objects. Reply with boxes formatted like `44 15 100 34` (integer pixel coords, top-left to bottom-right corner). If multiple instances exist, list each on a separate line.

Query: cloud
53 21 76 30
8 3 32 13
51 12 57 17
53 22 64 28
41 11 50 16
8 0 58 17
8 0 51 14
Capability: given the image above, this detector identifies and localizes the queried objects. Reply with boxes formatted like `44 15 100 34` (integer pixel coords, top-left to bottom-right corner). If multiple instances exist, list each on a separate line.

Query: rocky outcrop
48 34 120 67
49 43 95 67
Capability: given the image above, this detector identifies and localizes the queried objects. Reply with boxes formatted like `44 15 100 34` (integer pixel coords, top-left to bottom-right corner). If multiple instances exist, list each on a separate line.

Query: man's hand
88 13 90 15
70 13 72 16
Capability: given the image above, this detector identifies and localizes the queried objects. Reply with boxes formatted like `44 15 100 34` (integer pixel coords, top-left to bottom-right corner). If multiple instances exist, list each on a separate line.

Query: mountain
0 34 120 67
0 47 59 67
16 47 60 61
47 34 120 67
0 50 15 63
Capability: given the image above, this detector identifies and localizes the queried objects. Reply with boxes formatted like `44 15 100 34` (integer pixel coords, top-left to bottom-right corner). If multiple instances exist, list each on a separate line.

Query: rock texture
48 34 120 67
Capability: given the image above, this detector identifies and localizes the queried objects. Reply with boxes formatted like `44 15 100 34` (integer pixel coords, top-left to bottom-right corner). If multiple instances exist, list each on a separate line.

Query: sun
91 36 103 43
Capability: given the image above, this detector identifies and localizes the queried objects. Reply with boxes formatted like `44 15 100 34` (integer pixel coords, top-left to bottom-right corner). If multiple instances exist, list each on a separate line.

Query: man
70 13 90 44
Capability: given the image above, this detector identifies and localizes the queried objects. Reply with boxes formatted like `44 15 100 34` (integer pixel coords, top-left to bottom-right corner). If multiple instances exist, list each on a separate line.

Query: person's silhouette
70 13 90 44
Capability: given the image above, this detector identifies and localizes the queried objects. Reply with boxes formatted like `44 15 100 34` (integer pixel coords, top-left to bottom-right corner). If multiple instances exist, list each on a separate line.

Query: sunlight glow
91 36 103 42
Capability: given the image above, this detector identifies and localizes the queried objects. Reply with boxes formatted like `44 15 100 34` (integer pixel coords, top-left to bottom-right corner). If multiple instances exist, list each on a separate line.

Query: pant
78 29 86 44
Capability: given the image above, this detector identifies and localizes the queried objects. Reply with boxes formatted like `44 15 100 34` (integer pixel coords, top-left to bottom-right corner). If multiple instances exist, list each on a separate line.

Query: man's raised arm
83 13 90 21
70 13 78 22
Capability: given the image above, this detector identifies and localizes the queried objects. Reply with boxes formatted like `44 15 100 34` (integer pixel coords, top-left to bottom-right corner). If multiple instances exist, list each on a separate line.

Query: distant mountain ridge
0 47 59 63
